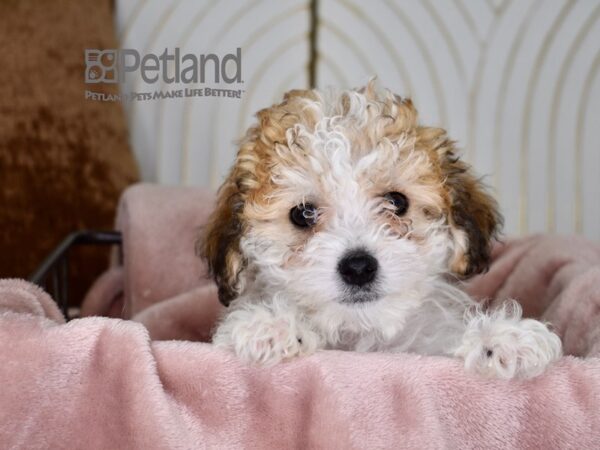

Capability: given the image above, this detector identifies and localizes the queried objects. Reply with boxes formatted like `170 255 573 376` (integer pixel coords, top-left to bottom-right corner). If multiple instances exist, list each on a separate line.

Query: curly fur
200 81 561 379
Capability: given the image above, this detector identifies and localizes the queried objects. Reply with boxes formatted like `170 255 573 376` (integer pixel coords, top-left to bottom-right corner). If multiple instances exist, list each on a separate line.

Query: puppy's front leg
454 301 562 379
212 298 322 366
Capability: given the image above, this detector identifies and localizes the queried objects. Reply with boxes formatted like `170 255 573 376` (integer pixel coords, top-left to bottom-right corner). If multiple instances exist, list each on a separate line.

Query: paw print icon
85 49 118 83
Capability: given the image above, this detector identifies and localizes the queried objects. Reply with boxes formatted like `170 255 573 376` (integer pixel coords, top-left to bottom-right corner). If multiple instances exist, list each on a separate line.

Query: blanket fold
0 280 600 449
1 277 600 449
2 183 600 449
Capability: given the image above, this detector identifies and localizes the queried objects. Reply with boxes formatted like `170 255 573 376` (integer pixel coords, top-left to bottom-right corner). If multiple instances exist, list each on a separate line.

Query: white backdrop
116 0 600 239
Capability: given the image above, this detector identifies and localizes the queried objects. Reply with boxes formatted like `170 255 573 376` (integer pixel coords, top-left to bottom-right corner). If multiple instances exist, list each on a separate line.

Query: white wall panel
115 0 310 187
115 0 600 240
317 0 600 239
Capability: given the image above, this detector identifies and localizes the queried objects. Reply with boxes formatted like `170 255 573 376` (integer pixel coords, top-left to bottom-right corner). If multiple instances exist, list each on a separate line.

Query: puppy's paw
455 302 562 379
212 304 320 366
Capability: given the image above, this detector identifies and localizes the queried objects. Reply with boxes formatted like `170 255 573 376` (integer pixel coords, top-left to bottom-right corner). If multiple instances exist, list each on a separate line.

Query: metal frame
29 231 122 320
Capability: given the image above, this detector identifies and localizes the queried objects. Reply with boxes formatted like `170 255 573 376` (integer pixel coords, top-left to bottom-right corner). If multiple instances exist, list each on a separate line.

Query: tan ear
417 127 502 277
442 151 502 277
197 178 247 306
198 87 320 304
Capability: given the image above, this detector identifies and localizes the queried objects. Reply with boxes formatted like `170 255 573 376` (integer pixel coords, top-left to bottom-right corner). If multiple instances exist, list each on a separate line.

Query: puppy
199 82 562 379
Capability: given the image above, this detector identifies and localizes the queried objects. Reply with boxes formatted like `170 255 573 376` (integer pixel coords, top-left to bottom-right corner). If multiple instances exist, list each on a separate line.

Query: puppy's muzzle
338 249 378 287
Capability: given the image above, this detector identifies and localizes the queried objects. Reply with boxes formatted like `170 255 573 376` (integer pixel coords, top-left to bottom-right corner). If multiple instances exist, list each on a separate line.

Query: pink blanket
2 184 600 449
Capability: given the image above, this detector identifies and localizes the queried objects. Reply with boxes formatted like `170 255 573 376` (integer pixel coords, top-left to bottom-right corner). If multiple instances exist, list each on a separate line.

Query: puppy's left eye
384 192 409 216
290 203 318 228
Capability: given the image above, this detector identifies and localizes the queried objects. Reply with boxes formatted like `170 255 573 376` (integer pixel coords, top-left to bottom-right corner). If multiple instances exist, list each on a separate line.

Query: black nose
338 250 378 287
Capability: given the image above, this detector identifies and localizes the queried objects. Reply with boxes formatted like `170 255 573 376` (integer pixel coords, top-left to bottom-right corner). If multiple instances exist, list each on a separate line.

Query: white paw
212 302 321 366
455 302 562 379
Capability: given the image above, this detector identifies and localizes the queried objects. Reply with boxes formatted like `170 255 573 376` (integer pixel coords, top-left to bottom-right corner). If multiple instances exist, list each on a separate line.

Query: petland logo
85 48 244 102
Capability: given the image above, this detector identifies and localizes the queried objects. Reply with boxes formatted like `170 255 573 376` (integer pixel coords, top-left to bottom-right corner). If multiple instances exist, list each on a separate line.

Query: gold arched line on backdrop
317 53 352 88
179 1 305 183
234 4 308 55
486 0 496 14
116 0 182 180
175 0 220 47
465 1 511 163
119 0 219 183
453 0 484 45
176 0 246 184
336 0 415 97
272 69 308 104
237 32 308 134
169 1 221 184
519 0 573 234
181 4 309 186
576 49 600 236
127 0 182 119
492 0 541 198
234 33 309 143
126 0 183 181
421 0 467 82
212 0 266 45
548 3 600 233
149 0 223 183
383 0 449 127
575 51 600 239
487 0 510 16
208 10 310 188
119 0 147 43
319 18 378 80
226 34 308 188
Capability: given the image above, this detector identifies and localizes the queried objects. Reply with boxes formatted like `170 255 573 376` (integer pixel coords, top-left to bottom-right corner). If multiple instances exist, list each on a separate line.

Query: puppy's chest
318 315 463 356
318 328 408 353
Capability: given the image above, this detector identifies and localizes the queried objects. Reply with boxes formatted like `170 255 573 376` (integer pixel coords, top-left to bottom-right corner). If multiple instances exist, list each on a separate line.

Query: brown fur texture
201 85 501 305
199 90 322 305
0 0 139 303
414 126 503 276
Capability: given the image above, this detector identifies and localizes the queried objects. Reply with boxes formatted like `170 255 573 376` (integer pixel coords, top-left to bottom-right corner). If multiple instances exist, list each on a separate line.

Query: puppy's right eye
289 203 318 228
384 191 409 216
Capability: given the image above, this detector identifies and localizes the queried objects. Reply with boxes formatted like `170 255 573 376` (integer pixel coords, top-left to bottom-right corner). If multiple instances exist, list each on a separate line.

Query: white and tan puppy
199 83 561 379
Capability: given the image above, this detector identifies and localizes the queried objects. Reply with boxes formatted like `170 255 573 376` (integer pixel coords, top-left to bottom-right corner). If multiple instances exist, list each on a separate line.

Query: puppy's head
199 83 501 312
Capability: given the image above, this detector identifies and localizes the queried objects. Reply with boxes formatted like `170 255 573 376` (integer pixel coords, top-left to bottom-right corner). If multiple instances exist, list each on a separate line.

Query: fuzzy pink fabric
467 234 600 357
81 183 222 340
2 184 600 448
1 276 600 448
116 183 216 318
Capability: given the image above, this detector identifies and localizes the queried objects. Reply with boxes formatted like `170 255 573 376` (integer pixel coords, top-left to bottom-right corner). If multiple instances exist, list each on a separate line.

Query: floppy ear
442 150 502 277
197 177 247 306
417 126 502 277
198 87 320 304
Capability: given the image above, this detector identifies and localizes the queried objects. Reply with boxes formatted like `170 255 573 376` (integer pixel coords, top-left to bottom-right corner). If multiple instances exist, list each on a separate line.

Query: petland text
85 48 242 84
